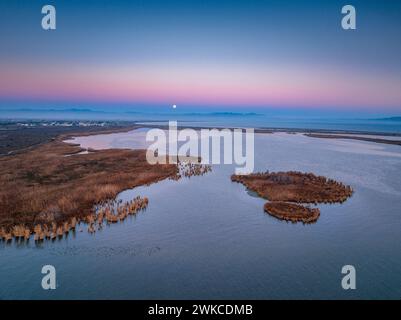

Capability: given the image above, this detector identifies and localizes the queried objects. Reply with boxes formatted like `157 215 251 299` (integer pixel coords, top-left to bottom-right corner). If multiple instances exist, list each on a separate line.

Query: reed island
231 171 353 223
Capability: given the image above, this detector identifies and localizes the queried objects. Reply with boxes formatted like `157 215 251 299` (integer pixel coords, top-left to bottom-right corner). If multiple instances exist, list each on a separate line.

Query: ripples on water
1 129 401 299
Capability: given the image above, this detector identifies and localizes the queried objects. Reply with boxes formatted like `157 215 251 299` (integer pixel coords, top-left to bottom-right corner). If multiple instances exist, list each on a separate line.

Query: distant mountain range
4 108 261 116
4 108 399 121
374 116 401 121
168 112 261 116
6 108 100 113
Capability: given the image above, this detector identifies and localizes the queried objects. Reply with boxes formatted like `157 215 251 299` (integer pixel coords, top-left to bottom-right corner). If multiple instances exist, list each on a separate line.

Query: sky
0 0 401 115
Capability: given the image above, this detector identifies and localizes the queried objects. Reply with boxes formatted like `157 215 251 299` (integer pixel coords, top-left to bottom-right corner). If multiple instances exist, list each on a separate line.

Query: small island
231 171 353 223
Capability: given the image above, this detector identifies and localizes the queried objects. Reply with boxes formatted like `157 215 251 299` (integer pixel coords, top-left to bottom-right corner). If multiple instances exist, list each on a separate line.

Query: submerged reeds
88 196 148 233
1 158 213 244
0 196 149 243
170 160 212 180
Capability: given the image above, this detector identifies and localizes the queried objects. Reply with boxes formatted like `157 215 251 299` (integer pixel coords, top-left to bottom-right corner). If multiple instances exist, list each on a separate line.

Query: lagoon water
1 129 401 299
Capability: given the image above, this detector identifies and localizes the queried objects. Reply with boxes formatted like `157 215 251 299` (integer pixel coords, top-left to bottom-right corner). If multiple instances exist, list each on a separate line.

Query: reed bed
170 160 212 180
232 171 354 224
0 197 149 242
88 196 149 233
0 139 177 242
0 137 213 243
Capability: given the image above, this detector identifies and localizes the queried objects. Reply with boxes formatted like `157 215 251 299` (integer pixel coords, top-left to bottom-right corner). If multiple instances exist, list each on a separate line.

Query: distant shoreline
135 122 401 146
304 133 401 146
137 122 401 137
1 120 401 156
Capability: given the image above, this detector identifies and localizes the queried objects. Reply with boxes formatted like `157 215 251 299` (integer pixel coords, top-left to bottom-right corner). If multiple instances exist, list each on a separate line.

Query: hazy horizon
1 0 401 114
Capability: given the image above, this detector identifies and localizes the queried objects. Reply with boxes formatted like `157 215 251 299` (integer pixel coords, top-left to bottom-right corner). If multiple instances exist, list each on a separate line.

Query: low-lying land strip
0 120 138 156
304 133 401 146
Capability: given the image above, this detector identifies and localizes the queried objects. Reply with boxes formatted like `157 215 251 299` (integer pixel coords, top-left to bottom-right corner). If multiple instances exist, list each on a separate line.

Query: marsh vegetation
0 128 213 242
231 171 353 223
0 137 176 242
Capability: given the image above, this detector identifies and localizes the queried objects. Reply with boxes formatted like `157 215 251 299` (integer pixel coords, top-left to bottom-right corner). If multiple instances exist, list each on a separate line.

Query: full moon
172 104 177 109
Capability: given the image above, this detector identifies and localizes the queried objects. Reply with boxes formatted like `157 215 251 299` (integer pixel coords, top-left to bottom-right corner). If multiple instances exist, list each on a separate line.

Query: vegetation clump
232 171 353 223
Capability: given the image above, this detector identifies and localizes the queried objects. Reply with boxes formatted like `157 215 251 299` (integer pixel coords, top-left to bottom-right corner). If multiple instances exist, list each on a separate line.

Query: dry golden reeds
233 171 354 224
0 138 177 242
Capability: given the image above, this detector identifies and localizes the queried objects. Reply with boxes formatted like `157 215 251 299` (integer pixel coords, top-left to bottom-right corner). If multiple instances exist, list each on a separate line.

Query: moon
172 104 177 109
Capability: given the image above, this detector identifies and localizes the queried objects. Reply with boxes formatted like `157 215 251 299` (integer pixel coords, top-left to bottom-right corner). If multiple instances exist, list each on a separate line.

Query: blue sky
0 0 400 115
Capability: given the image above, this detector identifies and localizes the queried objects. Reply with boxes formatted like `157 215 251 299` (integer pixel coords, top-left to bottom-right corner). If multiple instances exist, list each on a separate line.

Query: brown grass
264 202 320 224
231 171 353 204
232 171 353 223
0 139 177 234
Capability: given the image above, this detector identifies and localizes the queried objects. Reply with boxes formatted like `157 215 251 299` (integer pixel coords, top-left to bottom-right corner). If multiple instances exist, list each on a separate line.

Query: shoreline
304 133 401 146
0 123 213 243
2 118 401 136
0 124 178 242
132 123 401 146
132 120 401 137
0 121 140 157
55 122 401 153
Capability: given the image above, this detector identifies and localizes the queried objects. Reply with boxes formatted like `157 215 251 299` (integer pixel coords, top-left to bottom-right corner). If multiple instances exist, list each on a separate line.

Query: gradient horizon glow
1 0 401 114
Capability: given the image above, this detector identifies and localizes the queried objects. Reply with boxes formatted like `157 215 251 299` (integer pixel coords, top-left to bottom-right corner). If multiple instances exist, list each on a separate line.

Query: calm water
1 129 401 299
